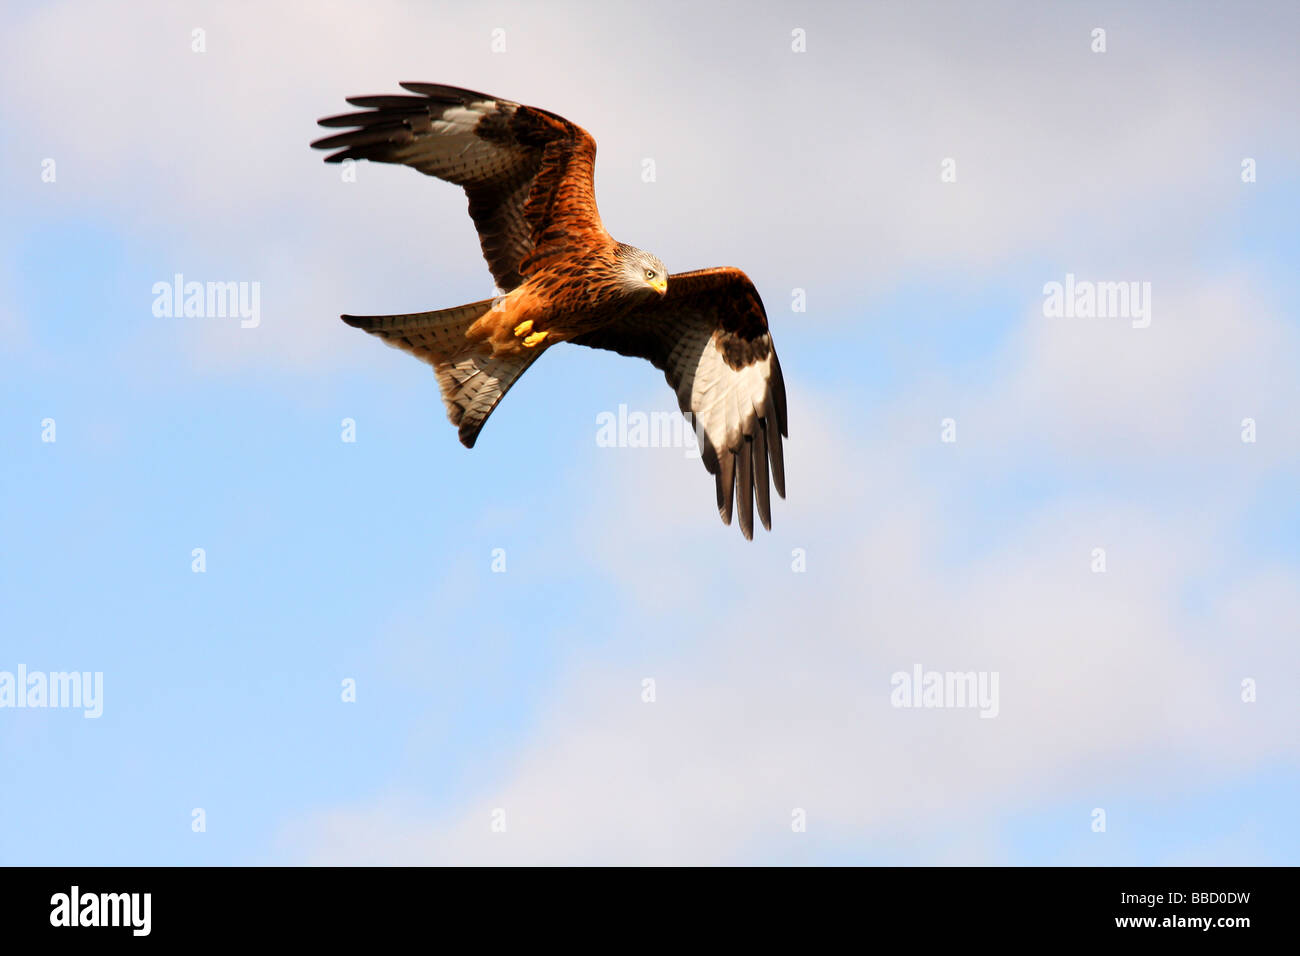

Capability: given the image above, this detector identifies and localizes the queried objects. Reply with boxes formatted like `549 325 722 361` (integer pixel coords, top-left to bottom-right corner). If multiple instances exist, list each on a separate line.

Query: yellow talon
523 330 549 347
513 319 534 337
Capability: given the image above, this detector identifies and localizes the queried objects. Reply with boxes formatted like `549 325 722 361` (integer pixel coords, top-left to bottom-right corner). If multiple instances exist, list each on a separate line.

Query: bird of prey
311 83 787 538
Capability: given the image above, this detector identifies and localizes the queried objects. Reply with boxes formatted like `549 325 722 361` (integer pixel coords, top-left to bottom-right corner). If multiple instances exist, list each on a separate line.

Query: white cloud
4 1 1297 372
279 487 1297 864
276 271 1299 864
925 271 1300 466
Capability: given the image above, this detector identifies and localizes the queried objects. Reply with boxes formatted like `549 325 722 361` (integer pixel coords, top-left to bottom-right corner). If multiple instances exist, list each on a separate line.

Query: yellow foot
523 330 549 348
513 319 534 337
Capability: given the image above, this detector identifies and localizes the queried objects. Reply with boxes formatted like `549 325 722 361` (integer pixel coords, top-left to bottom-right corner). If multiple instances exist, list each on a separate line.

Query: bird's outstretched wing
311 83 603 291
571 268 788 539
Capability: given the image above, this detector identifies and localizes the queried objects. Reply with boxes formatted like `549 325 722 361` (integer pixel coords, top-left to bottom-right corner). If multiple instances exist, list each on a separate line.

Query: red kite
312 84 787 538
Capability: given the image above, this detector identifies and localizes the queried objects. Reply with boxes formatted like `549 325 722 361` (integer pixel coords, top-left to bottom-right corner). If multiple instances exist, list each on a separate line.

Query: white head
614 243 668 297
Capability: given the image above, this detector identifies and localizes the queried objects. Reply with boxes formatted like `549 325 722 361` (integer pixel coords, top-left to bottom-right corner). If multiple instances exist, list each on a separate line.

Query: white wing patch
691 346 757 452
430 102 497 134
663 323 784 538
413 101 524 184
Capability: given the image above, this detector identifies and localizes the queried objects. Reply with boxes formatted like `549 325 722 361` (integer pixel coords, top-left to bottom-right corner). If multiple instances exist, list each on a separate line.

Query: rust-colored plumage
311 83 787 538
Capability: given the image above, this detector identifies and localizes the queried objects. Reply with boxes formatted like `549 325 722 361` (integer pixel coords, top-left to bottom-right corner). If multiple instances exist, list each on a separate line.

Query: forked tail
342 300 542 448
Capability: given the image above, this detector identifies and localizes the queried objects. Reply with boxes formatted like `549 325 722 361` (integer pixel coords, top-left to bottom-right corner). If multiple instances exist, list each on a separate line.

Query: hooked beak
649 277 668 296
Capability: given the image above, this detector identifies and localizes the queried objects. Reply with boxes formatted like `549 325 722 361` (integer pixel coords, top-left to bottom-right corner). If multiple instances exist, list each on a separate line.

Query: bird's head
615 244 668 297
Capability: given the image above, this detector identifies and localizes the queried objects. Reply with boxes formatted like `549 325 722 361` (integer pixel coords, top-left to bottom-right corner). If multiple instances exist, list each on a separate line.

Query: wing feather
736 435 755 540
311 83 603 291
571 267 787 538
752 421 771 531
717 451 736 526
765 389 786 498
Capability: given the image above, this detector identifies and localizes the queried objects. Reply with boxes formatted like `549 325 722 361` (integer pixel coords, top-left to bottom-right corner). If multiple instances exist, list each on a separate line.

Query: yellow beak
649 277 668 295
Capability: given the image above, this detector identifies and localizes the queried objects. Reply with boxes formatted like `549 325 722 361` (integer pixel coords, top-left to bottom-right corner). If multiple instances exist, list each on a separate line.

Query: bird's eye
646 270 656 280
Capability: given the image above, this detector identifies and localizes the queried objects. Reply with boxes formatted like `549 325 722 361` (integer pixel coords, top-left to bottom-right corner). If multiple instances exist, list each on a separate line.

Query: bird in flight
311 83 787 538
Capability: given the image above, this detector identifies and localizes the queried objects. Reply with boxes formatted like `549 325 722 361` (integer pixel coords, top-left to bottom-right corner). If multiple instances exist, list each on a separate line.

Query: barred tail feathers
341 301 539 447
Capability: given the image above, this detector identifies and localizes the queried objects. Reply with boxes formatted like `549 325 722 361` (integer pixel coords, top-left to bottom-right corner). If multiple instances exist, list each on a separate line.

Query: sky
1 0 1297 865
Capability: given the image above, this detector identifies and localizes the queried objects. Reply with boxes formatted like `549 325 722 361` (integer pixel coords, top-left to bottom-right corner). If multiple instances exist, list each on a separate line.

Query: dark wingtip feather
398 81 496 102
736 439 754 540
310 127 403 152
342 94 428 109
717 451 735 526
399 81 445 95
766 410 785 499
309 131 354 151
317 108 409 128
771 350 789 438
753 426 771 531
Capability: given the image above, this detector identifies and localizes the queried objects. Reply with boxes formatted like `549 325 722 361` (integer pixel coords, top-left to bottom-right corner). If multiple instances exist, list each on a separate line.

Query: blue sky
1 0 1297 865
